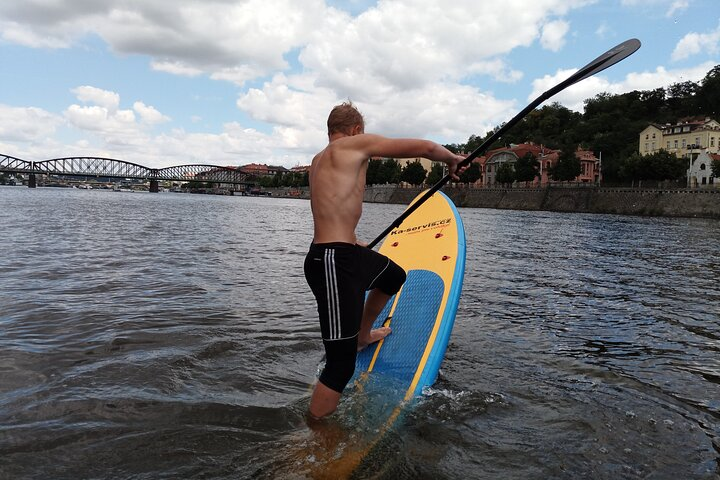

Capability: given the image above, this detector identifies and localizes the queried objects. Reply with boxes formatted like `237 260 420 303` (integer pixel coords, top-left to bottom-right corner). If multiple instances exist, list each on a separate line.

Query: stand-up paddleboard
355 189 466 400
282 190 465 480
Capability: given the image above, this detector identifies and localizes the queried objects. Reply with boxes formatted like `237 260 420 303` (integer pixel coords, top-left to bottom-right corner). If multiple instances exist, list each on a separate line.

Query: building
688 151 718 187
639 117 720 159
394 157 435 173
484 143 547 186
239 163 290 176
480 143 600 186
575 147 602 184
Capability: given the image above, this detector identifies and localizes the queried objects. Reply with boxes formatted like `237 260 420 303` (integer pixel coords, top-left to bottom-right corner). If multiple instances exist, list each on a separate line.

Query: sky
0 0 718 169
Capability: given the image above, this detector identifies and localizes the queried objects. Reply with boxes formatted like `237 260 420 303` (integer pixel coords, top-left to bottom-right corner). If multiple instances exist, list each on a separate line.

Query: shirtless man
304 101 465 419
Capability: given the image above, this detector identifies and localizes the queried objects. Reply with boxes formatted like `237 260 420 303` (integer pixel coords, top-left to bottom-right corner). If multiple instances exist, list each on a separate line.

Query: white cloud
210 66 269 87
528 61 716 112
8 0 716 170
238 70 517 150
300 1 592 98
623 62 716 89
0 104 61 142
71 86 120 112
666 0 690 17
541 20 570 52
237 73 335 149
0 20 73 48
671 22 720 61
63 86 173 149
0 0 591 91
620 0 691 17
151 61 203 77
0 0 326 84
595 22 611 39
133 102 170 124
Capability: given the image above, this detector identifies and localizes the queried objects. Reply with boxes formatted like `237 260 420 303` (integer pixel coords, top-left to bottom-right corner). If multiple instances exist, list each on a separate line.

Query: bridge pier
28 174 36 188
149 179 159 193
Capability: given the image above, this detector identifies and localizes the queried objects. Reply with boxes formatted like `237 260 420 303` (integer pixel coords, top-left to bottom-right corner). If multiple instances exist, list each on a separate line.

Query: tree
618 152 643 181
379 158 401 184
651 149 686 181
712 159 720 178
366 158 383 185
459 162 481 184
619 149 685 182
697 65 720 117
400 160 427 185
426 163 444 185
514 152 539 185
442 63 720 183
550 148 582 182
495 162 515 186
186 180 211 189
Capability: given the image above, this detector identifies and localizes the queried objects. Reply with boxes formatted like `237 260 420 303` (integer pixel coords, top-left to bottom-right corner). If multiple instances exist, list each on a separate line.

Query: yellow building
395 157 437 173
639 117 720 158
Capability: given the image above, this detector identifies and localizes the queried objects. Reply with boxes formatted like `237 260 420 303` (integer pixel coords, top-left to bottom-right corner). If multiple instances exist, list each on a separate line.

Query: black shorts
304 242 406 392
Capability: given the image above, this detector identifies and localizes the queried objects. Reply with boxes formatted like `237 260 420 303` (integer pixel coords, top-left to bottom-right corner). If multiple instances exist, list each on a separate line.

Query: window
645 143 649 151
651 142 655 150
712 137 716 147
695 137 700 145
700 163 706 170
645 134 649 140
652 133 656 139
674 140 679 148
682 139 687 148
667 141 671 149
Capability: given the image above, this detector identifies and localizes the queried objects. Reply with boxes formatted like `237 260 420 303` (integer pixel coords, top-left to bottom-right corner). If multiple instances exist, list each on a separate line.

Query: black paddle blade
556 38 641 94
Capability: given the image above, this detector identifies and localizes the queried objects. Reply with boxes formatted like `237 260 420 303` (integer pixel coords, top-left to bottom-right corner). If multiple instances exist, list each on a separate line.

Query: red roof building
481 142 600 186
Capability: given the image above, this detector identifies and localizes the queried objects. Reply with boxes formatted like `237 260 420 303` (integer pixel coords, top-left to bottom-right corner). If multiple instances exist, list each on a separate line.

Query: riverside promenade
270 184 720 219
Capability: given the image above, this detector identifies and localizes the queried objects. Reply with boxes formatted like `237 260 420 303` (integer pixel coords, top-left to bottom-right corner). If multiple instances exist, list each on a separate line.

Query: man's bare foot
357 327 392 352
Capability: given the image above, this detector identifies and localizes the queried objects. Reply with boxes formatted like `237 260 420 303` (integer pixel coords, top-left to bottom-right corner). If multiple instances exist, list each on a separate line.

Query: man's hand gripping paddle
368 38 641 249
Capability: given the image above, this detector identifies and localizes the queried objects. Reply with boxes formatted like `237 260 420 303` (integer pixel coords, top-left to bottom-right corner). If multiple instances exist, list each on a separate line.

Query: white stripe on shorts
324 249 341 339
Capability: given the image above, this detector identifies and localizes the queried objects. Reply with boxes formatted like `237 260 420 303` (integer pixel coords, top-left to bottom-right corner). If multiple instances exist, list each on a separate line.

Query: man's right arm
353 134 466 179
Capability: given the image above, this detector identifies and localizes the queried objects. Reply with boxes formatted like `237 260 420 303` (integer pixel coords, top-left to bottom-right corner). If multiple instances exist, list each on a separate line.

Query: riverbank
269 184 720 219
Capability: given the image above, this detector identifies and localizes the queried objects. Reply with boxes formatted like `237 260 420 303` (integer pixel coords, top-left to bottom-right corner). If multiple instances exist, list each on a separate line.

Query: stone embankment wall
361 185 720 219
266 185 719 219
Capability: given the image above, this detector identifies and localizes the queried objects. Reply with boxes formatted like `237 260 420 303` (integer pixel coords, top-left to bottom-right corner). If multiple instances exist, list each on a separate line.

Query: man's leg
309 381 342 419
357 288 392 351
309 336 357 419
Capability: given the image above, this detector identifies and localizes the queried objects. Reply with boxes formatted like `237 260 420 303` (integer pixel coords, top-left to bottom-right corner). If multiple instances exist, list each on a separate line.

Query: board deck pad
352 190 466 403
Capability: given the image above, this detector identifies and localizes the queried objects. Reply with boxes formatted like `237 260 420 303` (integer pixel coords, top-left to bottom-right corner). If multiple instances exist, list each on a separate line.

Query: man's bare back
310 132 465 244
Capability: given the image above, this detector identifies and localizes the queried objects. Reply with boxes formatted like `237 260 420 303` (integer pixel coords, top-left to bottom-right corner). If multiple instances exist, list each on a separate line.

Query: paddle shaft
368 38 641 250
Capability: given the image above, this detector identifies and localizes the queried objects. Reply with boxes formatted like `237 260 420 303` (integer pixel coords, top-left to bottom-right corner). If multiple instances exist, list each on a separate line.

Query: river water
0 186 718 479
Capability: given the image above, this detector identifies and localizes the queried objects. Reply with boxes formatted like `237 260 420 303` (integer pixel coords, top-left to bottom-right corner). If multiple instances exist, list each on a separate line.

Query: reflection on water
0 187 718 479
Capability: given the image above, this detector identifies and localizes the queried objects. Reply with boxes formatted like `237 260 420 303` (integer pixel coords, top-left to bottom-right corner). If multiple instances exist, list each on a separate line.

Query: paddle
368 38 641 249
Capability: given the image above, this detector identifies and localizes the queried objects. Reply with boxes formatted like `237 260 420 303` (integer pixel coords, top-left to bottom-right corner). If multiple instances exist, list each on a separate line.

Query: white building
688 151 719 187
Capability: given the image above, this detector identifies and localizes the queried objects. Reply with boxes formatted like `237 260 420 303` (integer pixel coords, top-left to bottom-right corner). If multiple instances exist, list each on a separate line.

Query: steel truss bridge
0 154 252 191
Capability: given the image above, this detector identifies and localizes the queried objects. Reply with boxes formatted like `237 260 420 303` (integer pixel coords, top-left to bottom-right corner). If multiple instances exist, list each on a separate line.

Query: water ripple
1 188 719 479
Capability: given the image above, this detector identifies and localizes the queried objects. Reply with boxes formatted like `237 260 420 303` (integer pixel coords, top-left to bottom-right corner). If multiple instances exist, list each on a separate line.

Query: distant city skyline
1 0 718 169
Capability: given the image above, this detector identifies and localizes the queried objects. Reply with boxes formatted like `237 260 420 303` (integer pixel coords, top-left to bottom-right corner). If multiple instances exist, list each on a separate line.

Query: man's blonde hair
327 101 364 136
